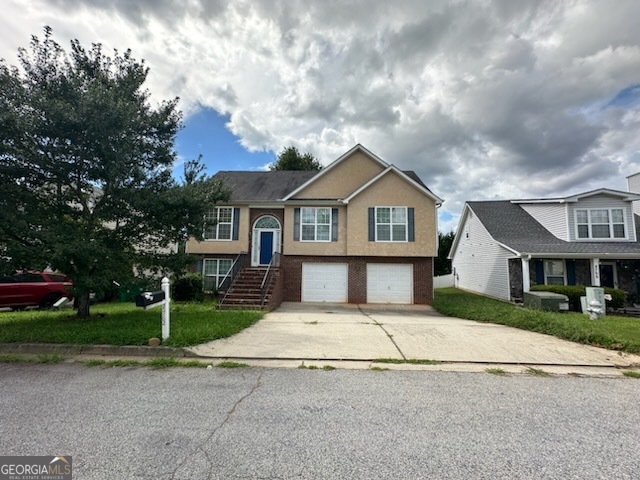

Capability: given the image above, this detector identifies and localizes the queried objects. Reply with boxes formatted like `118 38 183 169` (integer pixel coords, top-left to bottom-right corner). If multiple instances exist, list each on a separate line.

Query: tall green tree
270 146 322 171
0 28 228 317
435 231 455 276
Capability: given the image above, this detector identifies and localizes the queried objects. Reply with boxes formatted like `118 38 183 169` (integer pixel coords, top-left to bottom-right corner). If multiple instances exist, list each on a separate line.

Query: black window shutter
331 208 338 242
195 258 203 274
368 208 375 241
535 260 544 284
408 207 415 242
232 208 240 241
566 260 576 285
294 208 300 241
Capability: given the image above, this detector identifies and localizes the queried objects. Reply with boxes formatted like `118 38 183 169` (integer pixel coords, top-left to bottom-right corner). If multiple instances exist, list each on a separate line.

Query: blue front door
259 231 274 265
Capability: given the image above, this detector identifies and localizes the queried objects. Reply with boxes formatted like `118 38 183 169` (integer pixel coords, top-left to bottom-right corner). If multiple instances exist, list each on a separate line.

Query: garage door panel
367 264 413 304
302 263 348 302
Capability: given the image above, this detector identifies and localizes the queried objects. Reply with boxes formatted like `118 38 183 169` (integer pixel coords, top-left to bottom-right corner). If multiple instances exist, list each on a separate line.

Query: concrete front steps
218 267 279 310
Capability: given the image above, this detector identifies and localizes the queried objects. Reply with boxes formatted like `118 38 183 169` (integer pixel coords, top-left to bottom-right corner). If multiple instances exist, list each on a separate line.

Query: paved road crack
358 305 406 360
171 371 264 479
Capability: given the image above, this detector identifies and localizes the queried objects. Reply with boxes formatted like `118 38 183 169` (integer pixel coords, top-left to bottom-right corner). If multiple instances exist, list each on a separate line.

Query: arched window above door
254 216 280 229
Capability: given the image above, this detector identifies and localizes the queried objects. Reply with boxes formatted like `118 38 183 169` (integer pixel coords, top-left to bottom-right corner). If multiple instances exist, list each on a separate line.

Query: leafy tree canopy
435 231 455 276
0 27 228 317
270 146 322 171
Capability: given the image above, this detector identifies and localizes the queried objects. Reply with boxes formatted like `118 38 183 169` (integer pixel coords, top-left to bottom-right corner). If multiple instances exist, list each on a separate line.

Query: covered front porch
509 256 640 304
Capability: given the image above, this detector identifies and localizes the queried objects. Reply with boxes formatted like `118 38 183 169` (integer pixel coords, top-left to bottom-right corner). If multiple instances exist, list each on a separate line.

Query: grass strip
0 354 41 363
485 367 508 376
433 288 640 354
0 353 65 364
83 357 209 368
0 301 263 347
525 367 551 377
217 361 249 368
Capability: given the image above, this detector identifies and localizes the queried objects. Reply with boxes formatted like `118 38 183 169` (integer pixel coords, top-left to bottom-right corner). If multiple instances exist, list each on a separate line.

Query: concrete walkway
188 303 640 369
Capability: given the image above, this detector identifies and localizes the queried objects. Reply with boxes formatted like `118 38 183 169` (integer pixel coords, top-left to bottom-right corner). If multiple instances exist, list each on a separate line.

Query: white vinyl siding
628 173 640 217
519 204 568 240
301 264 348 302
568 195 635 241
366 264 413 303
451 208 514 301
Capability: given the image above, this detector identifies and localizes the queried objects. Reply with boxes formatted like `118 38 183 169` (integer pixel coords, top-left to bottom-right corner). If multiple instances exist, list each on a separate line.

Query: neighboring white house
450 173 640 302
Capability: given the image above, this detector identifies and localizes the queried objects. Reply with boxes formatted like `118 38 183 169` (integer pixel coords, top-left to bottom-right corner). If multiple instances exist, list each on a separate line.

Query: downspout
521 254 531 294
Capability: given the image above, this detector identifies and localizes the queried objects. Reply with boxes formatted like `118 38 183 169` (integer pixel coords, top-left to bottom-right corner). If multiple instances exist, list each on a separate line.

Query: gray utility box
523 291 570 311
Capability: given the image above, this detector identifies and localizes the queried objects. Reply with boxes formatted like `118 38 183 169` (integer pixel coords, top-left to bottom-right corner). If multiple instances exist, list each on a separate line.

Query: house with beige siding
450 174 640 303
186 144 443 308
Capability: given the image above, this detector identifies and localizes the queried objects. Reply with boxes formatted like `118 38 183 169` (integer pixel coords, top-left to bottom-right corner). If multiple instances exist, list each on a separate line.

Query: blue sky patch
605 84 640 109
175 107 275 176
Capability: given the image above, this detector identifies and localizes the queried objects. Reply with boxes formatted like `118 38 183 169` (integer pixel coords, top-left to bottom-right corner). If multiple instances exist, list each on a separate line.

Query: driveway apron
189 303 640 367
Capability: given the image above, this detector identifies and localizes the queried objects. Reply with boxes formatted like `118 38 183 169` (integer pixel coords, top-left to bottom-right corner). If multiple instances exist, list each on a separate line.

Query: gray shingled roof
213 171 317 202
403 171 427 188
214 169 432 202
468 200 640 255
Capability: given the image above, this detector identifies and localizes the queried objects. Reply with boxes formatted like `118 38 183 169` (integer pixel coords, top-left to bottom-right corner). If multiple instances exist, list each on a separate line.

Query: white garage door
367 264 413 304
302 263 348 302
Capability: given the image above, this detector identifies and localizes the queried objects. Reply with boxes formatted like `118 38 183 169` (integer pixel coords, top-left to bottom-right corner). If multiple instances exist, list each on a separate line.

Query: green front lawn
433 288 640 354
0 302 263 347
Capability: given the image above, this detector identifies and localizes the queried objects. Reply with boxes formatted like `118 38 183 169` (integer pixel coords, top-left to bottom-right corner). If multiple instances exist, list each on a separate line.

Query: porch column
521 256 531 293
591 258 601 286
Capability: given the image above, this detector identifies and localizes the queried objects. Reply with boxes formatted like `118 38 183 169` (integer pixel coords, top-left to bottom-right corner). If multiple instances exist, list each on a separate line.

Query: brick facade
280 255 434 304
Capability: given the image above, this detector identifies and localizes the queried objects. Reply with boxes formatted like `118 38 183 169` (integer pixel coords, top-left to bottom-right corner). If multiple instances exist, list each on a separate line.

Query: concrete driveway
188 303 640 369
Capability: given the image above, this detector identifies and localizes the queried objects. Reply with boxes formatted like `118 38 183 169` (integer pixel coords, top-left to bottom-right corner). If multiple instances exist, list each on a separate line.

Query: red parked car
0 272 74 310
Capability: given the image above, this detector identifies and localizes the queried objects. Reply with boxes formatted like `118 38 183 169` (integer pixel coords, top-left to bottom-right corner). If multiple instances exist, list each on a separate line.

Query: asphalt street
1 363 639 479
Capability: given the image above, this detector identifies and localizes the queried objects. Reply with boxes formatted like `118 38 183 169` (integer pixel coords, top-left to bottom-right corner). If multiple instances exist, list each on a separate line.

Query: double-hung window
204 207 233 240
576 208 625 239
301 207 331 241
376 207 407 242
203 258 233 291
544 260 565 285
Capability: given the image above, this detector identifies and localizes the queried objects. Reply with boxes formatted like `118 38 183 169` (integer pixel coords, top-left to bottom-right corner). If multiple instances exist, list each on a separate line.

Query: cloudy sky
2 0 640 232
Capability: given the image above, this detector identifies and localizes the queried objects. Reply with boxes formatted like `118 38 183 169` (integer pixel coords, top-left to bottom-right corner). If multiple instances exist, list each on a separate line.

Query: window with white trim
203 258 233 291
544 260 565 285
204 207 233 240
301 207 331 241
576 208 625 239
376 207 407 242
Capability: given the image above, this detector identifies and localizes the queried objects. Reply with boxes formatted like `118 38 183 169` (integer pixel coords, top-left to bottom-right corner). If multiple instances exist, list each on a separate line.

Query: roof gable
511 188 640 204
212 144 443 205
283 144 388 200
564 188 640 202
344 166 443 204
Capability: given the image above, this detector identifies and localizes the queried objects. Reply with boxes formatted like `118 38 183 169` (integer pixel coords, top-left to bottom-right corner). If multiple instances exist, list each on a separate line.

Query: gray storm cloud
2 0 640 232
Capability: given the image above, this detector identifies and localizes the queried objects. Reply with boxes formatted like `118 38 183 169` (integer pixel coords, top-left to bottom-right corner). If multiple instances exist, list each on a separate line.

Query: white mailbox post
135 277 171 341
161 277 170 341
